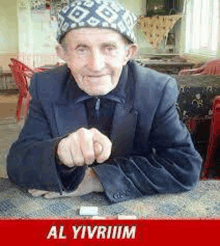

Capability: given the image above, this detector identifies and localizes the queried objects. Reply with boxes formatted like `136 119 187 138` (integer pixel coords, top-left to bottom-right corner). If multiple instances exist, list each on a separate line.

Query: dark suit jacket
7 60 202 203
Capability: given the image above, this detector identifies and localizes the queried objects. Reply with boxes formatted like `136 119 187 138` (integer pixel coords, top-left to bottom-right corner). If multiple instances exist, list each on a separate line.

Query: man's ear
55 44 67 61
123 44 138 65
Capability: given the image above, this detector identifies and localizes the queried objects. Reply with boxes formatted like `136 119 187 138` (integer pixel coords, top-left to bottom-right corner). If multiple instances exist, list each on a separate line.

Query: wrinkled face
58 28 136 96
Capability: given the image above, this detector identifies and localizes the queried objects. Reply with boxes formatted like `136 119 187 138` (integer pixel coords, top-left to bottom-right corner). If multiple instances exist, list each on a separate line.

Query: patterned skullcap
56 0 137 44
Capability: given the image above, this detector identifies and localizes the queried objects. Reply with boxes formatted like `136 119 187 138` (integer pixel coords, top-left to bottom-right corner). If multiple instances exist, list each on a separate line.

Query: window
185 0 219 56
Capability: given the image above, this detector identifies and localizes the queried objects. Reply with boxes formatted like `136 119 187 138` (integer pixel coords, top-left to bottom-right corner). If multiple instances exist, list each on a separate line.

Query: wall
17 0 34 68
0 1 19 71
119 0 154 56
123 0 184 56
31 10 57 54
17 0 61 68
120 0 145 15
30 9 61 67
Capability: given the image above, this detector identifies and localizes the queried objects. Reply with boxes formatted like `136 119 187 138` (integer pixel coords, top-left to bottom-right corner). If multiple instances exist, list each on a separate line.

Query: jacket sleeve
92 79 203 203
6 74 85 192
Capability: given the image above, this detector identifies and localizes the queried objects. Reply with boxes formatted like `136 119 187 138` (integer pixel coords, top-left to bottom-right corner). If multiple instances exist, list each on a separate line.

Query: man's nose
87 49 105 71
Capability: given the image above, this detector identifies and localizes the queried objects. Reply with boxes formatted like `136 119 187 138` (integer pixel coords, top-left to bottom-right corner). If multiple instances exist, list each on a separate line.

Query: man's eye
76 47 88 54
104 46 116 52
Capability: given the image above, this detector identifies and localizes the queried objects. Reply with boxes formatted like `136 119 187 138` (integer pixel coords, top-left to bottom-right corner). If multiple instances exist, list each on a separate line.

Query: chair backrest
9 64 31 94
10 58 34 74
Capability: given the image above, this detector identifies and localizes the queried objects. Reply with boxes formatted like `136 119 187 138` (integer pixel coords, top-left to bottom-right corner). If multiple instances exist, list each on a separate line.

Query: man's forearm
28 167 104 199
93 148 202 203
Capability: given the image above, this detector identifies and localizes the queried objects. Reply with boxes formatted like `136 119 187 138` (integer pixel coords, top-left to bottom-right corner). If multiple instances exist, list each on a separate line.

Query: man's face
59 28 135 96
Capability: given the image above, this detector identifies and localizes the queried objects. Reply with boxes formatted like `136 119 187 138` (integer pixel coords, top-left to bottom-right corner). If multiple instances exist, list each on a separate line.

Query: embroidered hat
56 0 137 44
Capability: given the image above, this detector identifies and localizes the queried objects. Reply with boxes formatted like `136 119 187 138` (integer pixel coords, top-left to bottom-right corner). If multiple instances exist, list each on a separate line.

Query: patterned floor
0 118 21 178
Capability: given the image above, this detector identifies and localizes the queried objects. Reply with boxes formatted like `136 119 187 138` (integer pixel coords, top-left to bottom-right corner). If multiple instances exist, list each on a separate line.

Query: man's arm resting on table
28 167 104 198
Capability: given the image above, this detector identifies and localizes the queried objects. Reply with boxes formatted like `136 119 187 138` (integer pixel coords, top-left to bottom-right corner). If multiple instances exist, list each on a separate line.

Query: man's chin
84 85 115 96
85 89 111 96
81 79 117 96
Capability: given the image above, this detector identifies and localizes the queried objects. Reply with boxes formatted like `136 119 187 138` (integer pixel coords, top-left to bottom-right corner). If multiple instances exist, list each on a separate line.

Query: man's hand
57 128 112 167
28 167 104 199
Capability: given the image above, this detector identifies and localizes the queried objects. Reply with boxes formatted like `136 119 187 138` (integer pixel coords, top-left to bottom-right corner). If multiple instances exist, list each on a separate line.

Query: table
174 75 220 164
0 71 16 90
0 178 219 218
135 59 195 74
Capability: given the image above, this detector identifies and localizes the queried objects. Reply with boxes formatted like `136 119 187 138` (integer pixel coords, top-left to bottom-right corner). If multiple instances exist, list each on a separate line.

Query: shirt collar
67 65 128 104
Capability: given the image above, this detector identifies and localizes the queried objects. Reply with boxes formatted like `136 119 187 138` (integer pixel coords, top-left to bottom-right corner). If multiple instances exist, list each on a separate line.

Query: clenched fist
57 128 112 167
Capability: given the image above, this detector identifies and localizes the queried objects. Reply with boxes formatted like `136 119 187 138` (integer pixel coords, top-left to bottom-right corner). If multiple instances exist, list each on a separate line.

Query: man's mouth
87 74 108 77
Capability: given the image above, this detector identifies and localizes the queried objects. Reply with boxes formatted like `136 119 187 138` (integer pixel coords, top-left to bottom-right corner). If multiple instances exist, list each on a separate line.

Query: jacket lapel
51 71 90 136
110 63 138 158
110 103 138 158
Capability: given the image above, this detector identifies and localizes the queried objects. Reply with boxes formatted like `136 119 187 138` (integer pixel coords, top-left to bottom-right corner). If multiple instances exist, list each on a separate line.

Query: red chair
8 64 32 122
9 58 55 121
10 58 34 74
201 96 220 179
10 58 48 73
179 59 220 76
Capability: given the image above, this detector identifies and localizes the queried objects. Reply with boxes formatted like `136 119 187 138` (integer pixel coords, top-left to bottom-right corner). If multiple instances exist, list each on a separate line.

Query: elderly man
7 0 202 203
